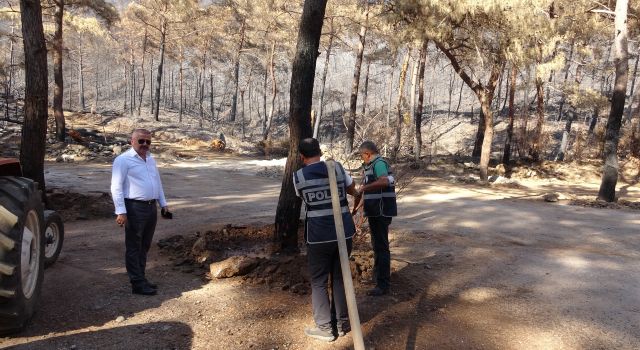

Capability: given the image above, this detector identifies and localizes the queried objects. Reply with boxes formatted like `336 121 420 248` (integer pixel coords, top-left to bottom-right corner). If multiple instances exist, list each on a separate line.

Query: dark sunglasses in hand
137 139 152 145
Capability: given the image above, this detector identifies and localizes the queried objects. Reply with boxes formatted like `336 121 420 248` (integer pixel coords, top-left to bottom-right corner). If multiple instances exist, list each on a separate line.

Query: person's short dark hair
359 140 379 154
299 138 322 158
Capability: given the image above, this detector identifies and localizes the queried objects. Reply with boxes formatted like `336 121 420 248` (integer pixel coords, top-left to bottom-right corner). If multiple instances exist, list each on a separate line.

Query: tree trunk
240 89 245 139
530 71 546 161
503 66 517 164
94 63 99 112
447 70 454 118
557 61 585 161
199 57 206 128
393 52 411 159
345 9 368 154
230 20 246 122
557 40 575 121
210 70 215 127
409 54 419 142
624 45 639 123
455 77 464 116
314 18 334 140
179 57 184 123
149 56 155 114
137 28 148 116
153 20 167 122
385 57 396 156
129 48 135 115
5 22 16 120
19 0 49 193
274 0 328 252
598 0 629 202
78 39 85 111
53 0 65 142
479 91 496 180
414 40 428 161
68 65 73 110
361 59 371 119
263 42 277 141
588 107 600 135
472 112 485 157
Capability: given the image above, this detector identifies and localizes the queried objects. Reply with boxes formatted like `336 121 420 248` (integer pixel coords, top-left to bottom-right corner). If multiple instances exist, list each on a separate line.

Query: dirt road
1 156 639 349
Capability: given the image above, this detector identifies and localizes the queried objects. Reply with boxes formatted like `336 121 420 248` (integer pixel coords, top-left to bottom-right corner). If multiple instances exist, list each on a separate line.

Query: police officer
352 141 397 296
293 138 359 342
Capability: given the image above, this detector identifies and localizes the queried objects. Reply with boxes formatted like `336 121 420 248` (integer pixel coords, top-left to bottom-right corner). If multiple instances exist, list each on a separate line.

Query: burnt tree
274 0 328 251
19 0 49 192
598 0 629 202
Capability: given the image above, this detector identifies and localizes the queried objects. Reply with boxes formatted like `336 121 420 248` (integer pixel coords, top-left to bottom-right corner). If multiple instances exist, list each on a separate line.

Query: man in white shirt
111 128 169 296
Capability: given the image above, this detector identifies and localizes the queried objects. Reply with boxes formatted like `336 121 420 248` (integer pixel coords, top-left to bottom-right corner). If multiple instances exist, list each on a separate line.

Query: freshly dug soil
46 188 114 221
157 224 379 295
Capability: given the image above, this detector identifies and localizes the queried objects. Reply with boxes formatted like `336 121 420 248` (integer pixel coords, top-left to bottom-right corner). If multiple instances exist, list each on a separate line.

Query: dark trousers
307 240 352 330
124 200 157 286
368 216 392 290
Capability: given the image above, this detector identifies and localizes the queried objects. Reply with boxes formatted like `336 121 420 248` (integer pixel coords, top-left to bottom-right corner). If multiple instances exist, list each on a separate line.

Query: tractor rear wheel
0 177 45 334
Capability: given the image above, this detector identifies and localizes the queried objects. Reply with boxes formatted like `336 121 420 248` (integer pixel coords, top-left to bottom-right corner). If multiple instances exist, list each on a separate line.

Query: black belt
125 198 156 205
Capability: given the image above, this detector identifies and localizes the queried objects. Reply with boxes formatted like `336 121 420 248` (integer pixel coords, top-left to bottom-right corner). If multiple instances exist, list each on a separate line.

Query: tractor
0 158 64 334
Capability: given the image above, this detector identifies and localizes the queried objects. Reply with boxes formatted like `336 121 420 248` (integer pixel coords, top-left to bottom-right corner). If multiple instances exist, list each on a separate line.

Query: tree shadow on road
4 321 193 350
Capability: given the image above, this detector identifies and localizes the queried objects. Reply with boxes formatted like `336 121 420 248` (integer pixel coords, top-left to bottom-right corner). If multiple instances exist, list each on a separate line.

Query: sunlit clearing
458 287 503 303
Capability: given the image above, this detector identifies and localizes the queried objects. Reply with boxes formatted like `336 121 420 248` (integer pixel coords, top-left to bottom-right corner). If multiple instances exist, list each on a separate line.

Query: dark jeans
368 216 392 290
307 240 353 331
124 200 157 286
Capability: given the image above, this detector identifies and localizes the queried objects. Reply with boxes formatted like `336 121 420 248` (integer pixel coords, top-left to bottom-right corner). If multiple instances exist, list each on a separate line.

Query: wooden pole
325 160 365 350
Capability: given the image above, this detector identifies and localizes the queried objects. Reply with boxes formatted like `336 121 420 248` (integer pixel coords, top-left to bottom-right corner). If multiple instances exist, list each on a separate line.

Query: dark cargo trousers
124 199 157 286
307 239 353 331
368 216 392 290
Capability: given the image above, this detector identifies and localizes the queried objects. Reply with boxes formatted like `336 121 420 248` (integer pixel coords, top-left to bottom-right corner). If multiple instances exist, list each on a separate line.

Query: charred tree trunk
129 48 135 115
530 72 546 161
392 52 411 159
274 0 327 252
598 0 629 202
179 57 184 123
503 66 517 164
210 70 215 126
263 42 277 141
153 19 167 122
314 18 334 139
137 29 148 116
472 112 485 158
53 0 65 142
624 45 639 123
361 59 371 119
414 40 428 161
345 8 368 154
78 39 85 111
230 20 246 122
557 61 585 161
19 0 49 193
557 40 575 121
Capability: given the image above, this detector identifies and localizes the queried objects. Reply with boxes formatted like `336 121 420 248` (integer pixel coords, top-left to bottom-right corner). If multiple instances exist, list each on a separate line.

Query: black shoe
304 327 335 342
367 287 389 296
132 284 157 295
336 323 351 337
145 280 158 289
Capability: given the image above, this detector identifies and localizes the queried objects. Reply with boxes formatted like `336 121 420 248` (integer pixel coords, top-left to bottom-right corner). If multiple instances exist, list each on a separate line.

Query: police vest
293 161 355 244
363 157 398 217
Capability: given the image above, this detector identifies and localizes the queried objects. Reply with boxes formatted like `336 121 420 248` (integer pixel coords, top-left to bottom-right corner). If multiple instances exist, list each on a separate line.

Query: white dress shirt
111 148 167 215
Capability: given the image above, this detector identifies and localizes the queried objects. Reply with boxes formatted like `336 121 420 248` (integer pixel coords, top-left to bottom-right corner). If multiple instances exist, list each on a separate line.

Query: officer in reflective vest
293 138 359 342
352 141 397 296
